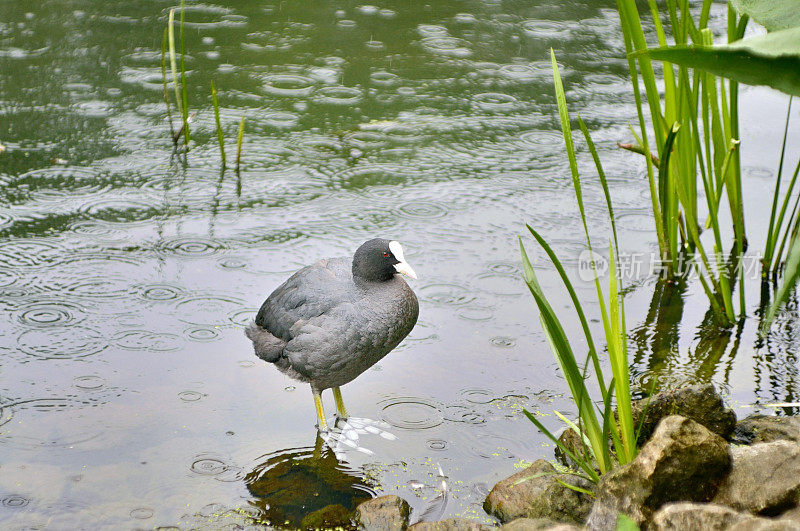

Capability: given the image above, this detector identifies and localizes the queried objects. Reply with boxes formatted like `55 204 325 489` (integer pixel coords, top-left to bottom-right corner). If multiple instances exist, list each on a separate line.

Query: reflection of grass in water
243 440 373 529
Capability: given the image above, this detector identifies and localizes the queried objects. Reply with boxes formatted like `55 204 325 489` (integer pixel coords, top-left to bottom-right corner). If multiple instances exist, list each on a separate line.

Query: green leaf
731 0 800 32
763 232 800 329
554 477 596 497
616 513 641 531
522 409 601 483
644 27 800 97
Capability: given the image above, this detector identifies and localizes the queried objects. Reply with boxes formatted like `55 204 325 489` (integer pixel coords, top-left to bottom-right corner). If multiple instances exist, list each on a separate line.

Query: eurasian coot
246 238 419 431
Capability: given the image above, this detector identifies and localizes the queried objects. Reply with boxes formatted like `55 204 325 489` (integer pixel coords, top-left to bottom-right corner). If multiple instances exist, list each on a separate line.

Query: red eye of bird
382 251 389 257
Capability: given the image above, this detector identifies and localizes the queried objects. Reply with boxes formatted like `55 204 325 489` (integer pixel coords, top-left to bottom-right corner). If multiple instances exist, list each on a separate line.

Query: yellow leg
332 386 348 419
313 388 328 432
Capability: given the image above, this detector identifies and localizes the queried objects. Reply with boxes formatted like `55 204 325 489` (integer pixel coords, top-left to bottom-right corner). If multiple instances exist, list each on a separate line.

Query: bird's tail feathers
245 322 285 363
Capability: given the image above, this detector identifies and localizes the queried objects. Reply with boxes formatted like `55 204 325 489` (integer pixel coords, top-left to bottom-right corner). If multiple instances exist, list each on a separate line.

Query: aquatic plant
236 116 246 173
634 0 800 327
615 0 751 328
520 51 637 482
211 81 226 167
162 1 190 147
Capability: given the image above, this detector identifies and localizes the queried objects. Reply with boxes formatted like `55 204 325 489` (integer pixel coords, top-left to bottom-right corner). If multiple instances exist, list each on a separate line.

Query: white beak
389 240 418 280
394 260 418 280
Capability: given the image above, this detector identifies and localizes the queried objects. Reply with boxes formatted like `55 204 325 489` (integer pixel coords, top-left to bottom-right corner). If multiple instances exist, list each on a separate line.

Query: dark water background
1 0 799 527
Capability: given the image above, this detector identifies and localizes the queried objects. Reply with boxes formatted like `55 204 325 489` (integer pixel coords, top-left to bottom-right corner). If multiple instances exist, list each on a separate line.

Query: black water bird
246 239 419 431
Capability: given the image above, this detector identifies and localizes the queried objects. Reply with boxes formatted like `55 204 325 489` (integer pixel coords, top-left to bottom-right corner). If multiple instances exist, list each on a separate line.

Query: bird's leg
312 387 328 432
332 386 349 419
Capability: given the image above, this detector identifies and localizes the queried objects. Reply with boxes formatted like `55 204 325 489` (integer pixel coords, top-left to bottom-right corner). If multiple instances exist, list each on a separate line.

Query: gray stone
649 502 755 530
729 518 800 530
733 415 800 445
555 428 599 472
355 495 411 530
407 518 492 530
629 384 736 444
586 415 731 529
712 440 800 515
483 459 594 524
780 505 800 522
500 517 583 530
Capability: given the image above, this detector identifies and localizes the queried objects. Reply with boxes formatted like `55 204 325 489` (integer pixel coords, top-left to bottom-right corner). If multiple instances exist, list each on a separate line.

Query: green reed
160 28 176 142
235 116 245 172
616 0 748 328
520 51 638 482
763 98 800 279
211 81 226 167
166 2 190 147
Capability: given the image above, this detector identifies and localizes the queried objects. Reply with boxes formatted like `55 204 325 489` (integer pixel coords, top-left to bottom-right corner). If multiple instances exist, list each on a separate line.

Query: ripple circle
157 237 225 257
17 301 84 327
114 331 182 352
190 456 230 476
1 495 30 508
19 327 107 359
262 74 315 97
379 397 443 430
419 283 475 306
398 201 447 219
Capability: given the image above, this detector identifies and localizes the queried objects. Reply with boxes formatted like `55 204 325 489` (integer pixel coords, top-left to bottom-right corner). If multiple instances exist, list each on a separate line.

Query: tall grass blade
763 232 800 330
522 409 600 482
161 28 176 141
167 9 182 143
522 230 607 397
520 240 610 473
179 0 190 146
211 81 226 167
235 116 246 172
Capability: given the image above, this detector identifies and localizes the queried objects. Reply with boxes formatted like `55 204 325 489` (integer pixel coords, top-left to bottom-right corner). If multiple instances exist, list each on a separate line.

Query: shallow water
1 0 799 528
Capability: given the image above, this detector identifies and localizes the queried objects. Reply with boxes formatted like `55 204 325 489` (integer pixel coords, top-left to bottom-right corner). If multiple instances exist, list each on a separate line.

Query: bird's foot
345 417 397 440
320 417 398 461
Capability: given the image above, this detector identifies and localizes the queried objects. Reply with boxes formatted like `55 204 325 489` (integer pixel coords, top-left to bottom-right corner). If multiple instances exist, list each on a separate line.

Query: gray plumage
245 239 419 394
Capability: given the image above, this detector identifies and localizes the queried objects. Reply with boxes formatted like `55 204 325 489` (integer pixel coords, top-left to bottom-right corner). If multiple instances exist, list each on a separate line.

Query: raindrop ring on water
379 397 444 429
1 494 30 508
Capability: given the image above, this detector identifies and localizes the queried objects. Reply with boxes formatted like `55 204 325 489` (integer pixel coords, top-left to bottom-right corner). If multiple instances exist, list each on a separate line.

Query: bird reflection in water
244 432 375 529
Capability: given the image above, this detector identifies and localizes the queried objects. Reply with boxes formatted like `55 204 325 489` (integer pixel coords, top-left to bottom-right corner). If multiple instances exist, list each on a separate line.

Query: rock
630 384 736 444
555 428 599 472
500 517 583 530
712 440 800 515
408 518 492 530
733 415 800 445
649 502 800 531
300 503 352 529
483 459 593 524
780 505 800 522
729 518 800 530
587 415 731 529
355 495 411 530
649 502 756 530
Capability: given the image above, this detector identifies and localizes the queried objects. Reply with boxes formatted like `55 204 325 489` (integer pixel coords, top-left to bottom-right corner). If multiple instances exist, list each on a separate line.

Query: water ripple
132 282 184 302
157 237 226 258
312 86 363 106
176 295 245 326
378 397 444 429
18 326 107 359
418 283 475 306
262 74 315 97
16 301 86 327
0 240 63 268
113 330 182 352
420 36 472 58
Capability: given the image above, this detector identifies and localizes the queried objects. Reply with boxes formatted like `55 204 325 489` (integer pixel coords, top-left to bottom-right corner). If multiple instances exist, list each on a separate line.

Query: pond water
1 0 799 528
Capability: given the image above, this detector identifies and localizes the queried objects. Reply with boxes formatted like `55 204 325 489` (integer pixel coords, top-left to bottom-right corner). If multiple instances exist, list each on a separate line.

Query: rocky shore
353 384 800 530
